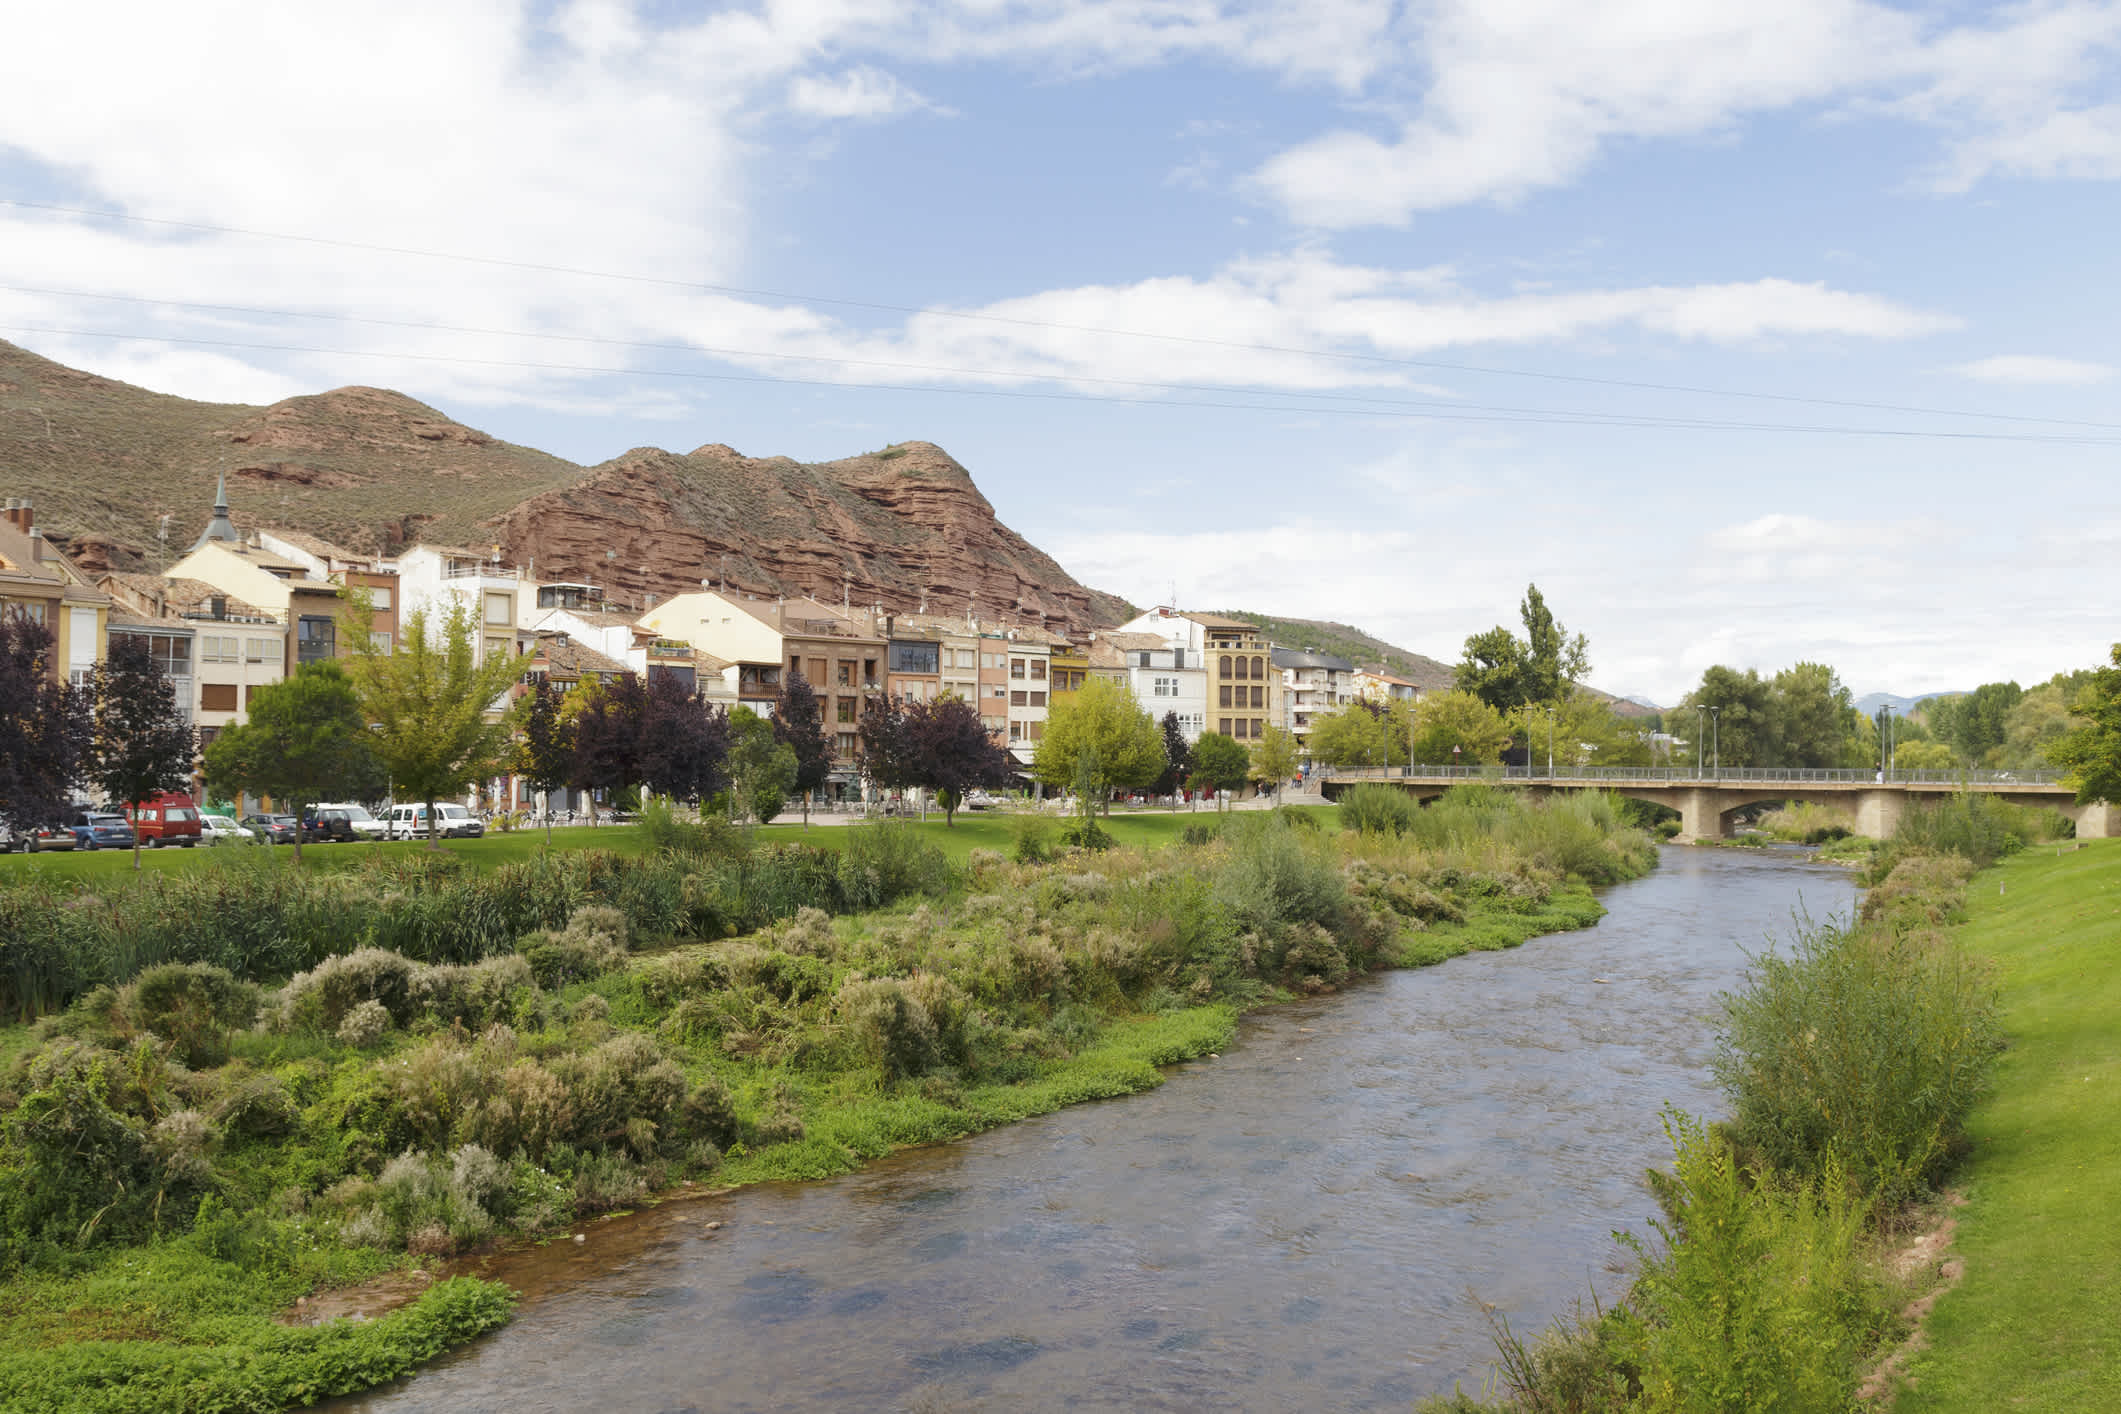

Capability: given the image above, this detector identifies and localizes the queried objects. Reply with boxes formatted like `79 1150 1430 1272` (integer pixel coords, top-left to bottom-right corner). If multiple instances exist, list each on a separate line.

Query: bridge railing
1320 765 2065 787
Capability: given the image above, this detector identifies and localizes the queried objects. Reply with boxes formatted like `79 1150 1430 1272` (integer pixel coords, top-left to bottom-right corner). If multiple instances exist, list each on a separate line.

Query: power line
5 196 2111 432
9 322 2120 446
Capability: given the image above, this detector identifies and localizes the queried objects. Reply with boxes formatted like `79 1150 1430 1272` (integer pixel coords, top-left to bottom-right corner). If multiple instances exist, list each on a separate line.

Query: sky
3 0 2118 706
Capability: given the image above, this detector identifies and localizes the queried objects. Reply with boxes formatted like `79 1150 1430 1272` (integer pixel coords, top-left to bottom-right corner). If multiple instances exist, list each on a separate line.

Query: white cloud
1245 0 2121 227
1952 354 2115 385
788 66 946 121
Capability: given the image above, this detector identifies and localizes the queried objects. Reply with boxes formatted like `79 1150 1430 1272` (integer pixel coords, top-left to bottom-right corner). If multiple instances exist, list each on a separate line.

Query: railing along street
1320 765 2065 787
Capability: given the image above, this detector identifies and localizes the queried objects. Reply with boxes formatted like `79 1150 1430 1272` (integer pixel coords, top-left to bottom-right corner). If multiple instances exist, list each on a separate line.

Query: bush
117 963 259 1067
839 822 953 905
1058 816 1114 851
336 999 393 1048
1714 905 2001 1207
1010 812 1055 864
1338 784 1418 837
275 948 420 1032
519 905 632 988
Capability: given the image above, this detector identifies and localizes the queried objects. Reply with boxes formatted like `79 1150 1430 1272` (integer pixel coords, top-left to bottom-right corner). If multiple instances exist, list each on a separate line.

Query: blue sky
3 0 2118 705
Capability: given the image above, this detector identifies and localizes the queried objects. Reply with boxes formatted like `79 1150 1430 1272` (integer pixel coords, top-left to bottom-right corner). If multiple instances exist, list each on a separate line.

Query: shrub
837 976 942 1082
1714 906 2001 1207
1058 816 1114 851
1338 784 1418 837
839 823 953 906
117 962 259 1067
412 954 539 1030
1214 815 1346 940
1010 812 1055 864
336 999 393 1049
275 948 420 1032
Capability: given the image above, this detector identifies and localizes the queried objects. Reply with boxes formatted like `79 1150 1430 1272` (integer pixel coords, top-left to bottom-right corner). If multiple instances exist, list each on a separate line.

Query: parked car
68 810 136 851
962 790 1000 811
299 807 359 844
242 813 299 845
199 814 255 845
312 802 388 840
124 792 203 848
385 803 485 840
22 823 75 852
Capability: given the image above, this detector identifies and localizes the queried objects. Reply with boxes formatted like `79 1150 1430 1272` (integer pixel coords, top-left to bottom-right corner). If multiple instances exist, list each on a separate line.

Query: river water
331 846 1857 1413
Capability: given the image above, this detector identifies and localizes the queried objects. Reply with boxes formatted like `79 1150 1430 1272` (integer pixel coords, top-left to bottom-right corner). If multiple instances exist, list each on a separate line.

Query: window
201 683 238 712
837 697 856 724
1153 676 1177 697
246 637 282 664
1009 721 1022 742
990 685 1006 698
484 592 511 625
956 649 976 669
1029 691 1046 707
4 600 49 626
790 654 802 679
1251 685 1264 709
838 661 853 687
196 725 219 749
836 731 858 757
862 658 877 685
1219 685 1232 708
808 657 827 685
889 642 939 674
200 635 238 662
1010 658 1026 679
1219 655 1232 679
296 618 335 663
1029 659 1046 680
369 630 393 653
1010 690 1027 706
245 684 261 707
368 585 393 611
1218 717 1231 736
1028 721 1044 740
1252 656 1264 679
484 638 512 663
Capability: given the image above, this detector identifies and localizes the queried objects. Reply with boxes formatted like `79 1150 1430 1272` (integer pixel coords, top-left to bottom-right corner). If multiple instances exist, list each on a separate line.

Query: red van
125 792 204 848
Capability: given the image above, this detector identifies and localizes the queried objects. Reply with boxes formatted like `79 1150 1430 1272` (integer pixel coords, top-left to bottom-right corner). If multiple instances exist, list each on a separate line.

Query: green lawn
1895 838 2121 1411
0 805 1329 879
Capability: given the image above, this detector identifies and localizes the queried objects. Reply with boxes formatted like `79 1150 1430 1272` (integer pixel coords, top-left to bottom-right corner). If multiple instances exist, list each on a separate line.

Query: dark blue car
69 810 136 851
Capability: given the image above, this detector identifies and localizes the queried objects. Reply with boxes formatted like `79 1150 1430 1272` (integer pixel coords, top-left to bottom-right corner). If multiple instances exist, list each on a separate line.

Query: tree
1031 676 1166 813
899 694 1014 826
1249 725 1299 796
1154 711 1191 800
201 662 373 864
513 680 575 844
1929 681 2024 766
0 617 89 840
1188 731 1250 806
347 602 523 849
1456 584 1590 716
638 674 731 807
1678 667 1774 769
88 636 195 870
1308 701 1392 770
1521 689 1654 772
1766 662 1864 768
856 692 911 810
2050 644 2121 805
727 705 797 824
1999 681 2080 771
774 674 832 826
1409 689 1512 766
566 675 644 826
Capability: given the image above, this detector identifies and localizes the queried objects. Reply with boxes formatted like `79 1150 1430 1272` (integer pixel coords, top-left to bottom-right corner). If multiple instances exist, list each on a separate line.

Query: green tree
0 617 88 839
1456 584 1590 716
1409 689 1512 767
1307 702 1392 770
1032 676 1165 813
1930 681 2024 766
1523 690 1653 772
1154 711 1191 799
1249 724 1300 795
1678 667 1774 769
727 705 798 824
1188 731 1249 806
347 602 522 849
202 662 373 864
1766 662 1864 768
1999 681 2079 770
1892 739 1958 771
2050 644 2121 805
89 636 195 871
512 680 574 845
899 694 1014 826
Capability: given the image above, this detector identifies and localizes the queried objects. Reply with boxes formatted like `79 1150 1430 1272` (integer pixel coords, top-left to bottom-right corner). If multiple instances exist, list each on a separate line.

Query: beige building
1354 665 1424 704
0 498 109 686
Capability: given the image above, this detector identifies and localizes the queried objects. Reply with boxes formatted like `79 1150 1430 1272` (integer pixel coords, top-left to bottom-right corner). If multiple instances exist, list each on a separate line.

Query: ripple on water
909 1335 1043 1376
910 1230 968 1261
731 1270 820 1322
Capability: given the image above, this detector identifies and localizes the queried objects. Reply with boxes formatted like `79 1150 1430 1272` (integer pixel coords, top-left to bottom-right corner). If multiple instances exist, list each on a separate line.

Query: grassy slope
1896 838 2121 1411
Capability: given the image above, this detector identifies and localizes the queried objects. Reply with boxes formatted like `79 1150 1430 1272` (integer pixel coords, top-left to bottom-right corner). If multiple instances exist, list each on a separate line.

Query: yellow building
0 498 110 685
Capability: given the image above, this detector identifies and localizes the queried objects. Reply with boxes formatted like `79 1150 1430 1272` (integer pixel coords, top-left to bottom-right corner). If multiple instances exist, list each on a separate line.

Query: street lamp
1695 706 1705 778
1710 706 1721 777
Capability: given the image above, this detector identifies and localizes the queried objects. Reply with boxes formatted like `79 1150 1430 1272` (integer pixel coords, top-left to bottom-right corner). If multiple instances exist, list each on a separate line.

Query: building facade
1273 647 1356 757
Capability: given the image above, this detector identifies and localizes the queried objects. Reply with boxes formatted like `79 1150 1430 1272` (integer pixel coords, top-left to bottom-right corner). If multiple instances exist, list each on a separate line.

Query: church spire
191 469 240 551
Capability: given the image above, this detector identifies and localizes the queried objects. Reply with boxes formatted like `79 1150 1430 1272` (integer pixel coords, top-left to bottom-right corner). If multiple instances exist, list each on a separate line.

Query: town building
1112 607 1281 745
1353 664 1424 705
1273 647 1357 757
394 545 523 669
1090 625 1208 741
0 498 110 686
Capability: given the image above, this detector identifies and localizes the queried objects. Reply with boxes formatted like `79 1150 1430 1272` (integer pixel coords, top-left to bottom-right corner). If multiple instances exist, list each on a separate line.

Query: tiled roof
100 574 272 621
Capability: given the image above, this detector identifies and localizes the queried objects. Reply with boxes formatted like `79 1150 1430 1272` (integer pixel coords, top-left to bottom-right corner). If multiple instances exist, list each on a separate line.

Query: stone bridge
1317 766 2111 842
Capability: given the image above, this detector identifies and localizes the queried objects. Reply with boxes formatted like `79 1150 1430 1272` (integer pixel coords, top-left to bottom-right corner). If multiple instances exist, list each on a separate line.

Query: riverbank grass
1893 839 2121 1412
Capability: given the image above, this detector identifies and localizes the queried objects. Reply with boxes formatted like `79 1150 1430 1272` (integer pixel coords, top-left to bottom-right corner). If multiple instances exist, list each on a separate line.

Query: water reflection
328 847 1855 1413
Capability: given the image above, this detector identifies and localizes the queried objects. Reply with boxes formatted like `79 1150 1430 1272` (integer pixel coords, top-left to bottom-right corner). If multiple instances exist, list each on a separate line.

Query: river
329 845 1859 1413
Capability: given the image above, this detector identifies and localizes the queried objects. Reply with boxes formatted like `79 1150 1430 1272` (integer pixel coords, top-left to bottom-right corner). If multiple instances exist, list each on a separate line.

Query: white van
385 803 485 840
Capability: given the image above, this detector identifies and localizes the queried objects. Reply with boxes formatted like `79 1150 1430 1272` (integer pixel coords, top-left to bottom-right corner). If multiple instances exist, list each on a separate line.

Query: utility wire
9 322 2121 446
6 196 2113 432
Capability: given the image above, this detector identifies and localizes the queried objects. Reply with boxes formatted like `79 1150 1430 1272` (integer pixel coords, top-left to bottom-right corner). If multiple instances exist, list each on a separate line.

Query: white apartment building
1273 647 1357 757
1105 609 1212 741
395 545 523 669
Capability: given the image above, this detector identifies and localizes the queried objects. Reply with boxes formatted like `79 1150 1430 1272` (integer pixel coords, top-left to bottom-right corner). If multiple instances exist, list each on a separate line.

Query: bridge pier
2069 800 2114 840
1674 788 1730 843
1855 789 1906 841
